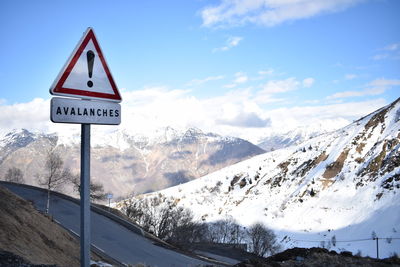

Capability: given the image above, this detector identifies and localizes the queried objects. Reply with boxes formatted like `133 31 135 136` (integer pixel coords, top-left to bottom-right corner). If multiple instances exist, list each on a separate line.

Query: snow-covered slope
128 98 400 257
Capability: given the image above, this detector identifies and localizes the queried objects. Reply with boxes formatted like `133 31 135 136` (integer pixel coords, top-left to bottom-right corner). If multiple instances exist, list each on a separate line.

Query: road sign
50 28 122 102
51 97 121 125
49 27 123 267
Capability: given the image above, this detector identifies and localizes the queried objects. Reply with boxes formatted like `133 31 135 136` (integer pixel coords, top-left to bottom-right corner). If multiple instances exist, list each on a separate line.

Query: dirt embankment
0 185 80 267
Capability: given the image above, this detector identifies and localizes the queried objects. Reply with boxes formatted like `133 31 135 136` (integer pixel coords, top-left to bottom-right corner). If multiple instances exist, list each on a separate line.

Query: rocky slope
125 98 400 257
0 127 264 198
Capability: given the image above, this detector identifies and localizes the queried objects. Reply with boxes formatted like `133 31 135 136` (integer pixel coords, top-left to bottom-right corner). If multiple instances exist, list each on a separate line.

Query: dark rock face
203 139 265 166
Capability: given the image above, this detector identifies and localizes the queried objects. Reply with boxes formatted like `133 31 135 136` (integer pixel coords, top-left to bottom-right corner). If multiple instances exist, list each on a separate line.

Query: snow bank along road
1 182 211 266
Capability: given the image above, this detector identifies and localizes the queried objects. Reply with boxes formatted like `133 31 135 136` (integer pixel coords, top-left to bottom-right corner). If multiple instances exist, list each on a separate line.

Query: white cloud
223 83 237 89
253 95 285 104
327 90 375 99
254 68 284 81
260 77 300 94
118 92 385 143
186 75 224 86
345 74 357 80
213 36 243 52
383 43 399 51
201 0 364 28
302 77 315 87
0 98 51 136
268 98 385 128
218 112 271 128
223 72 249 88
303 99 320 104
368 78 400 91
258 69 275 76
373 43 400 60
327 78 400 99
228 36 243 47
372 53 389 61
233 72 248 83
255 77 314 104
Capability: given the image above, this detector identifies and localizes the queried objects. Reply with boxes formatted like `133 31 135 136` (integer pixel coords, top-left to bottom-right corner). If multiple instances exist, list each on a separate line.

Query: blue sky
0 0 399 141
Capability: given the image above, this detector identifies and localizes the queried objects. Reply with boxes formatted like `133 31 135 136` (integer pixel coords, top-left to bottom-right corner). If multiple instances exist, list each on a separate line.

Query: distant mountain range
0 127 265 198
257 127 327 151
257 119 349 151
123 97 400 258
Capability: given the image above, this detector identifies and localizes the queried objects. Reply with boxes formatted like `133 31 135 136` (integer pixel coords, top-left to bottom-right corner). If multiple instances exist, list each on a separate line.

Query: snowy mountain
0 127 264 198
124 98 400 258
257 119 349 151
0 129 57 164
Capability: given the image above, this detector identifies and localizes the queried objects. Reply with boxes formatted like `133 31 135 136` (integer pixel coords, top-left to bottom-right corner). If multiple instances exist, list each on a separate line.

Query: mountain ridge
0 127 265 197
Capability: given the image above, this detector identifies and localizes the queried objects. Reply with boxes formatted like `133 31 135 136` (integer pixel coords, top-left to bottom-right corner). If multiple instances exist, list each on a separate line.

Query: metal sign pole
80 123 91 267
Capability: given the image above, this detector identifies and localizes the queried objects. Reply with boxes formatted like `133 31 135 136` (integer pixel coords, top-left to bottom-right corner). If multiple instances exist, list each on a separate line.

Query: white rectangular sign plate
51 97 121 125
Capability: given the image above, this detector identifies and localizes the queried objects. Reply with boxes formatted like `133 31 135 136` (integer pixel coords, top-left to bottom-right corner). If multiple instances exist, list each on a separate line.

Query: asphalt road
1 182 211 267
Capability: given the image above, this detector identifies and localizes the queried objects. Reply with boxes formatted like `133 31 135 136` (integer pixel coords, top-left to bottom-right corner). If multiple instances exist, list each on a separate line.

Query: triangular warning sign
50 28 122 102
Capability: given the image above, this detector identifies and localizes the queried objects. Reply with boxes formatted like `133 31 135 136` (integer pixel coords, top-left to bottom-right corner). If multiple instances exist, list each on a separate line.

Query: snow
125 99 400 258
256 118 349 150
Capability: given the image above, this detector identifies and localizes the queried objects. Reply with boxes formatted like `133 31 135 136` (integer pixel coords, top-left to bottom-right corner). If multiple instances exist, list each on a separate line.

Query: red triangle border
52 28 121 102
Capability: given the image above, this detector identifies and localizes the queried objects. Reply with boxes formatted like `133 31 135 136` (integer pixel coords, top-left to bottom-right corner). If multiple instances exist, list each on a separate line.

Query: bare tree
231 221 246 246
207 216 245 245
247 222 280 257
37 150 71 213
89 182 107 202
122 194 206 246
208 219 232 243
122 197 145 222
69 174 107 202
155 199 176 239
167 210 208 246
4 167 24 183
123 195 164 234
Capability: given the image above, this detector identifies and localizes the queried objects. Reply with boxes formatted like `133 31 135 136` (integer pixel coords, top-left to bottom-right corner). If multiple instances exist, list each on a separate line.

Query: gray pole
376 237 379 259
80 124 91 267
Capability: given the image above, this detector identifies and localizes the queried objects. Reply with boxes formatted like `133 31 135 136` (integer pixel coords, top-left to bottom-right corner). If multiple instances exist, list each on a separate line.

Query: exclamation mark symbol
87 50 95 88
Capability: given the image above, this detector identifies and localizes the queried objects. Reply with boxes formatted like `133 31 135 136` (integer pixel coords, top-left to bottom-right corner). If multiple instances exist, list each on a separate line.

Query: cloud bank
201 0 364 28
327 78 400 99
0 85 387 144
